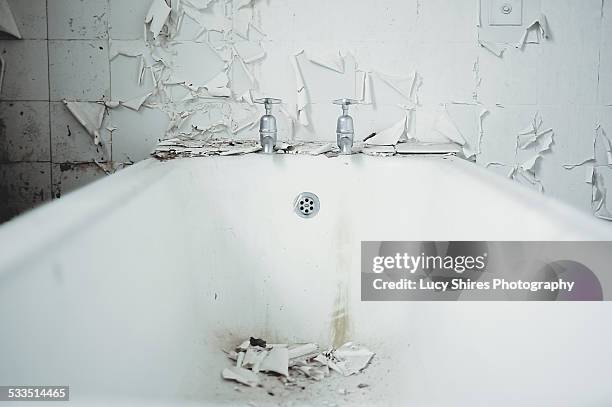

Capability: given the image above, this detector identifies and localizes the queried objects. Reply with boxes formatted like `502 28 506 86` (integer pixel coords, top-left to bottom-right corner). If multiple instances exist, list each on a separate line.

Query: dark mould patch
249 337 267 348
59 163 76 172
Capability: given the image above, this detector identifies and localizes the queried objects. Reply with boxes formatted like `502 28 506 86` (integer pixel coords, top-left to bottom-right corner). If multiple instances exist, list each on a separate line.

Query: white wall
1 0 612 222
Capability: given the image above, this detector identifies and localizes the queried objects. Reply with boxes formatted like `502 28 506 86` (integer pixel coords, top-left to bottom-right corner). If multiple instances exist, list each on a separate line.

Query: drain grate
295 192 320 218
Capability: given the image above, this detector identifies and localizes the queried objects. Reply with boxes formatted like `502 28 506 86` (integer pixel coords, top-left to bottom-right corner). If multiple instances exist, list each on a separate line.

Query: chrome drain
295 192 320 218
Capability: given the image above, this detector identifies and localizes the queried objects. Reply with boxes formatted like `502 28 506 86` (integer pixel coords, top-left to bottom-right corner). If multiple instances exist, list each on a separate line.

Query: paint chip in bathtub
316 343 375 377
362 145 396 156
63 101 106 146
395 142 462 155
145 0 172 39
219 144 262 155
0 0 22 39
222 366 260 387
288 343 320 360
222 339 374 391
259 347 289 377
298 142 336 156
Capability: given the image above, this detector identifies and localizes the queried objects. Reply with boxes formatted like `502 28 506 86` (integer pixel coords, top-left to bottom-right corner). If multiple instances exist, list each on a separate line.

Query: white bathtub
1 154 612 407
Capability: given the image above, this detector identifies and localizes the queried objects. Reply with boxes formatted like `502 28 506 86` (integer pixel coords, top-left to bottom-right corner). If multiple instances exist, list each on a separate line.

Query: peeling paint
63 101 106 146
0 0 22 39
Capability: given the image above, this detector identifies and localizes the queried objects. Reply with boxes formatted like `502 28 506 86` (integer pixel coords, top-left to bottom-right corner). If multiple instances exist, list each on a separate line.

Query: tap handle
255 98 282 114
333 98 359 115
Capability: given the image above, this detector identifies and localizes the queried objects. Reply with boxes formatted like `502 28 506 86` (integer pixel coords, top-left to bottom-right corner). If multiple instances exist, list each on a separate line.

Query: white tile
537 42 600 105
333 0 417 43
253 0 295 43
0 162 51 222
288 0 418 44
0 0 48 40
48 0 109 40
478 45 539 106
109 0 151 40
540 162 593 212
541 0 602 46
416 42 479 106
599 43 612 105
49 40 110 101
0 101 50 162
52 162 107 198
109 106 170 162
255 41 299 111
415 0 476 44
477 105 539 166
350 40 418 78
288 0 334 44
0 40 49 100
604 0 612 46
50 102 111 162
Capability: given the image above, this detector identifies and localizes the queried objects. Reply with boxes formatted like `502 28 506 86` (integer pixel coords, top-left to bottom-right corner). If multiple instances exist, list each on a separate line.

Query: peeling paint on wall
2 0 612 223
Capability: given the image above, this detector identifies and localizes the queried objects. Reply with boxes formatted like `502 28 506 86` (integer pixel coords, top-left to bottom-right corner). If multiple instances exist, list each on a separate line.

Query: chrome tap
254 98 281 154
333 98 358 155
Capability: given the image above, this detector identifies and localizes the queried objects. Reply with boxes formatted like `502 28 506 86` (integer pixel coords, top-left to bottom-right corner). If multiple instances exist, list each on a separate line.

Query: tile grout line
107 0 112 163
46 0 53 199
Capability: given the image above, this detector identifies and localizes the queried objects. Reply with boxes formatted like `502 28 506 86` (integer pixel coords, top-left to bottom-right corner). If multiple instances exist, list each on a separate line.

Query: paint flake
516 13 550 49
306 50 345 73
478 40 505 57
375 71 419 101
365 115 407 146
432 109 466 146
356 71 373 105
63 101 106 146
0 0 22 39
291 50 310 126
145 0 172 39
222 367 259 387
234 40 266 64
122 93 153 111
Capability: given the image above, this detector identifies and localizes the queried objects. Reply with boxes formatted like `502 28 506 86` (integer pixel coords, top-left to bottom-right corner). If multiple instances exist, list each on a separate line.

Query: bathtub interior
1 155 612 406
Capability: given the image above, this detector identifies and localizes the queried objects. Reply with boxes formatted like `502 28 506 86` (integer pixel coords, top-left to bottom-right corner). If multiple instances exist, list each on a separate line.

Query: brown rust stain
330 283 351 348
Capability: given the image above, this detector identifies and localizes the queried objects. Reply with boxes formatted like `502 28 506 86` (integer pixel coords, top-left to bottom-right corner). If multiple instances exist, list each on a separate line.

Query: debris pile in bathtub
221 337 374 391
152 137 462 160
